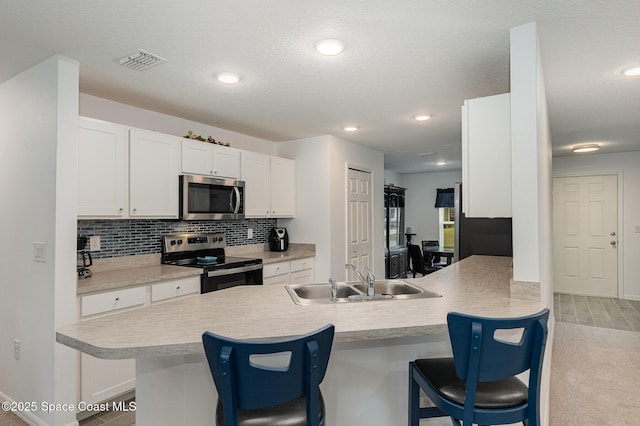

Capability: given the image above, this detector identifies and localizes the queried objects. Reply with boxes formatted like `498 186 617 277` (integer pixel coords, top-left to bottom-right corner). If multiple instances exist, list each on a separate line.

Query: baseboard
0 391 79 426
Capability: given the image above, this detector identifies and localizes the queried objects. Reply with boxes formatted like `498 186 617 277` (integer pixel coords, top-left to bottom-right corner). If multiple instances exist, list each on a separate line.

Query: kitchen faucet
345 263 375 296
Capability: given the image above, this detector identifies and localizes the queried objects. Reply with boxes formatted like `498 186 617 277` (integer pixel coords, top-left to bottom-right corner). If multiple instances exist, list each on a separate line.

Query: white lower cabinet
263 257 314 285
79 287 145 405
151 276 200 303
263 261 291 285
79 276 200 405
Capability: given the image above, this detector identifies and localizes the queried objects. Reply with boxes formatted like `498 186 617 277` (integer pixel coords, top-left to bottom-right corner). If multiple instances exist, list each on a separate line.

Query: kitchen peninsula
57 256 544 425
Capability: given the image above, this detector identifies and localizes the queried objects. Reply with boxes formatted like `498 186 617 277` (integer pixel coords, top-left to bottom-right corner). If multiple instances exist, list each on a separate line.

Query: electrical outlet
247 228 253 239
89 235 101 251
14 339 20 360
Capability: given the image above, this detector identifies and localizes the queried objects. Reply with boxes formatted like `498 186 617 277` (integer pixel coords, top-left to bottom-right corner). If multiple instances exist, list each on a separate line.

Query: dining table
422 246 454 267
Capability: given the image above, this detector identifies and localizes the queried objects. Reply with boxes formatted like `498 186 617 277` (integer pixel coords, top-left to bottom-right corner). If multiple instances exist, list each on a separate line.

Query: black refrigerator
453 182 513 262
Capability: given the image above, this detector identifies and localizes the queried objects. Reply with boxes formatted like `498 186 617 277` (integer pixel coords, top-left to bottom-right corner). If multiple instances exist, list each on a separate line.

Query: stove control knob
219 236 224 242
170 240 176 246
178 239 183 244
212 237 218 242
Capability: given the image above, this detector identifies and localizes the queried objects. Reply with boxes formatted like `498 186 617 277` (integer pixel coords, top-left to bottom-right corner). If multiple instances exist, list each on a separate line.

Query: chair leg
408 365 420 426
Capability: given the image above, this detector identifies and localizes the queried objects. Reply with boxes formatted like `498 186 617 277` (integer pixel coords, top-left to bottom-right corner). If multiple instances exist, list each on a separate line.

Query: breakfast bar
57 256 545 425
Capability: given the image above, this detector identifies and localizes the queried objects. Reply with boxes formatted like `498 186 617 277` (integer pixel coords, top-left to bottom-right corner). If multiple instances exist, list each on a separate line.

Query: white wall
401 170 462 244
80 94 278 155
553 151 640 300
277 136 333 281
384 170 402 186
0 56 79 425
510 21 554 425
278 135 385 281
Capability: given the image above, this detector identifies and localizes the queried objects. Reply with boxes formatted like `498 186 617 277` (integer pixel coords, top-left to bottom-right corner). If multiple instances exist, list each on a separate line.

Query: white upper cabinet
241 151 271 217
129 129 181 218
181 139 241 179
269 156 296 217
461 93 512 218
241 152 296 218
78 117 128 217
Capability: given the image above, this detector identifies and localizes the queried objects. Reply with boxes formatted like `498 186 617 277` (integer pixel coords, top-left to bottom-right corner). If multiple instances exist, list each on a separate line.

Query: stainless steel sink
285 280 441 305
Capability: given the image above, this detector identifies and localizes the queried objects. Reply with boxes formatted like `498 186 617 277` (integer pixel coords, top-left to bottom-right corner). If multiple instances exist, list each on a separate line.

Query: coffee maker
77 236 93 279
268 227 289 252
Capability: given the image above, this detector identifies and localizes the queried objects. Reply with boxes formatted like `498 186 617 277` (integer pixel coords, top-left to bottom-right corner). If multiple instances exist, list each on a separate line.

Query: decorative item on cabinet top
183 130 231 146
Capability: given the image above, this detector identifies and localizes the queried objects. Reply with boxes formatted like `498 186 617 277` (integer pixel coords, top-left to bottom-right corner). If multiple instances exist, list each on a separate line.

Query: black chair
422 240 448 268
202 324 335 426
407 244 438 277
408 309 550 426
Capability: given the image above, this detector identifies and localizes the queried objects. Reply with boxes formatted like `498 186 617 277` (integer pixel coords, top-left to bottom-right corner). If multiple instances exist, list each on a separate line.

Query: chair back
448 309 549 383
202 324 335 424
421 240 439 249
448 309 549 426
407 244 427 276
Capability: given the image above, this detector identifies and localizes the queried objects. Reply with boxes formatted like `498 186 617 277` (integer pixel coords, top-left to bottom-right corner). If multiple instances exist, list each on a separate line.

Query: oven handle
207 263 262 277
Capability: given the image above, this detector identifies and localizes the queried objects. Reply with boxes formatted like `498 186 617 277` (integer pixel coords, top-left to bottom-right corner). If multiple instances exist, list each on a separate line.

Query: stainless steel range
161 233 263 293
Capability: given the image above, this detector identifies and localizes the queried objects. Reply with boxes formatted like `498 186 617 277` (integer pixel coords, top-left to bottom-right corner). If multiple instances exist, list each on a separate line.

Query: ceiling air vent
118 49 167 71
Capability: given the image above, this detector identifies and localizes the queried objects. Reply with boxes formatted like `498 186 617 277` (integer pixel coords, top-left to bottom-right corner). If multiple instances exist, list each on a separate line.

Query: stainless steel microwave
179 175 245 220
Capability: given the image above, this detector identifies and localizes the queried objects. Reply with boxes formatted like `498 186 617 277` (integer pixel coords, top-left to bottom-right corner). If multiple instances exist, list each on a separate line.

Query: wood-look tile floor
554 292 640 331
78 398 136 426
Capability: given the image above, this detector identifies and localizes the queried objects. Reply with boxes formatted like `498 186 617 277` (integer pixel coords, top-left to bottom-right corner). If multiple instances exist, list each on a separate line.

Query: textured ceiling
1 1 639 173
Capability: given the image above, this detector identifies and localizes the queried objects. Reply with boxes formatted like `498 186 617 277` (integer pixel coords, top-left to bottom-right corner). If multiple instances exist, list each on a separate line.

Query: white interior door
347 168 373 280
553 175 618 297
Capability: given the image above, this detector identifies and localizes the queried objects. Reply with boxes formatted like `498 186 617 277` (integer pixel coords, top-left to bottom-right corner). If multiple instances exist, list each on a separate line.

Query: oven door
180 175 245 220
202 264 263 293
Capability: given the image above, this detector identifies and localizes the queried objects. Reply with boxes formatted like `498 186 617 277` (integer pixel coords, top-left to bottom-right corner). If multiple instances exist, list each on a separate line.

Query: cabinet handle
132 208 137 214
114 297 120 303
272 210 275 214
118 208 123 214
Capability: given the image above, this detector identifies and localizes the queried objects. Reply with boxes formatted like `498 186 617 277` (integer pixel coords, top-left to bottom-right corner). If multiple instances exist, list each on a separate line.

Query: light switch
247 228 253 239
33 242 46 263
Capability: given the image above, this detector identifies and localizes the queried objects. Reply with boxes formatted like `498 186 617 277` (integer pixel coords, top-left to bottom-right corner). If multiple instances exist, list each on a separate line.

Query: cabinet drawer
263 261 290 278
290 269 314 285
290 257 313 273
151 277 200 303
81 286 146 317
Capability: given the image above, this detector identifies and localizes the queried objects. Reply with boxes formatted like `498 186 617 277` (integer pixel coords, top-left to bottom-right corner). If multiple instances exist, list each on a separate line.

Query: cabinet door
78 117 128 217
241 151 270 217
129 129 181 218
81 354 135 405
269 157 296 217
462 93 511 217
211 145 241 178
182 139 214 175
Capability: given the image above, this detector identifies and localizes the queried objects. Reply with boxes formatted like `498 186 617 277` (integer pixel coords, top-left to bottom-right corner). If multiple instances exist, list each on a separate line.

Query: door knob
610 231 616 236
610 240 617 247
353 248 357 253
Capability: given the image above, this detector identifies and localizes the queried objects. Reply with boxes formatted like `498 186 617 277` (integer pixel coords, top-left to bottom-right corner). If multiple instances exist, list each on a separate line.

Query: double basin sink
286 280 441 305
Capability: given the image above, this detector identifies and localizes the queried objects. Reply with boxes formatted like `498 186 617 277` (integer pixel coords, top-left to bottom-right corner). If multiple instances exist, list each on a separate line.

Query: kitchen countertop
77 264 202 296
59 255 545 359
77 244 316 295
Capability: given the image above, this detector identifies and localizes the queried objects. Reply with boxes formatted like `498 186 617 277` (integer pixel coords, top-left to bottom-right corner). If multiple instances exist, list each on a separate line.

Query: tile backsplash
78 219 276 259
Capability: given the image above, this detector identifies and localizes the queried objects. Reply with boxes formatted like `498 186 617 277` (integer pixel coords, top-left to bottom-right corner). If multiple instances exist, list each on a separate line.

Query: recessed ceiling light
314 39 345 56
621 64 640 77
436 161 447 166
414 113 432 121
216 72 240 84
343 125 358 132
572 144 600 153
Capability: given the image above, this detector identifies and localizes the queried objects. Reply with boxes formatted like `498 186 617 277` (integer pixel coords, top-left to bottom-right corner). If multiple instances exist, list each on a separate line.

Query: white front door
553 175 618 297
347 168 373 280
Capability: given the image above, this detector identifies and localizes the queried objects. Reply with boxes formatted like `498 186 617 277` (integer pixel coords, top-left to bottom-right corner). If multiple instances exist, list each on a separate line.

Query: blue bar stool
203 324 335 426
408 309 549 426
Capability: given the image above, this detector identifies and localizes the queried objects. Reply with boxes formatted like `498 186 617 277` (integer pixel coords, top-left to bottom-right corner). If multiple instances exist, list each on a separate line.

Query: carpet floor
549 322 640 425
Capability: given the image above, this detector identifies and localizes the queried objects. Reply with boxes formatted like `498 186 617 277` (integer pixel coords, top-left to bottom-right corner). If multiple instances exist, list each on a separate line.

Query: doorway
553 175 618 297
346 168 373 280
